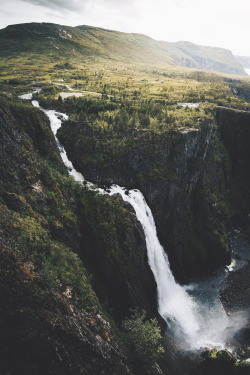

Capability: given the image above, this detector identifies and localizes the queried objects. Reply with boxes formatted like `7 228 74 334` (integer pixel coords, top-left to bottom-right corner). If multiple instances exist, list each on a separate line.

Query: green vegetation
2 30 249 277
0 22 246 75
0 97 98 308
0 95 156 353
1 22 250 375
55 95 213 186
122 309 164 364
2 205 97 308
201 349 250 374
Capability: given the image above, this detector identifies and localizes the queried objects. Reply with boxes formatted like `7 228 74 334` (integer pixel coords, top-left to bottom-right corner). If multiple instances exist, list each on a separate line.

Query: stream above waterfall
19 92 249 352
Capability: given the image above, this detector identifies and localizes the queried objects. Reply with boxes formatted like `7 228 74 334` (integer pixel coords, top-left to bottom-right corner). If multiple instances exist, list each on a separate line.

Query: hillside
0 22 246 76
236 55 250 69
161 41 245 75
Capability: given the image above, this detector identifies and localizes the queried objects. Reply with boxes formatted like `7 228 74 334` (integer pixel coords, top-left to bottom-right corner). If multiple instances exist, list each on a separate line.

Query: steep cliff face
58 118 231 278
2 94 249 374
0 97 159 374
0 247 131 375
217 107 250 211
137 122 231 278
78 191 157 320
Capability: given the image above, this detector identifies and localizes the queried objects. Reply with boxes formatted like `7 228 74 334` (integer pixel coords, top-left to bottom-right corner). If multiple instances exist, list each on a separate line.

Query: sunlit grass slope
0 22 246 76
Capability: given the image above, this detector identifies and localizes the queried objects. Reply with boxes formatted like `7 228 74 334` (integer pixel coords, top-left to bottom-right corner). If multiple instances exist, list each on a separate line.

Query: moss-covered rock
201 349 250 375
0 96 158 374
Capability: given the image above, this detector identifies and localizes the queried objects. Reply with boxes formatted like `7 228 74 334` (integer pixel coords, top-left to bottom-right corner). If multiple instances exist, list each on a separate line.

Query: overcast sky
0 0 250 56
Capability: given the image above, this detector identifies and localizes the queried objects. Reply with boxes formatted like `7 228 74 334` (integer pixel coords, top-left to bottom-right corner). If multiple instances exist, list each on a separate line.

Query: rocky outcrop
220 262 250 355
0 248 131 375
223 262 250 312
200 349 250 375
79 191 157 320
0 102 65 189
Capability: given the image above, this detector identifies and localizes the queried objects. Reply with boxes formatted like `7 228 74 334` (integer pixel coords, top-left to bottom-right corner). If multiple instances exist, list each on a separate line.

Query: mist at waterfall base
25 95 247 351
109 186 247 350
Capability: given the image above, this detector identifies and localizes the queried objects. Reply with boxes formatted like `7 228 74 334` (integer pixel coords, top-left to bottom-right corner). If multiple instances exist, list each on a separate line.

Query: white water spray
20 93 247 350
108 186 247 349
109 186 200 340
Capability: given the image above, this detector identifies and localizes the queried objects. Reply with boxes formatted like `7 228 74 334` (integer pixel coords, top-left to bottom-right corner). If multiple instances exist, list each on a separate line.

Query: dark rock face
220 214 250 360
216 110 250 361
199 349 250 375
221 262 250 316
139 123 230 278
0 249 131 375
59 106 250 279
0 105 64 189
59 119 231 278
79 192 157 321
217 107 250 210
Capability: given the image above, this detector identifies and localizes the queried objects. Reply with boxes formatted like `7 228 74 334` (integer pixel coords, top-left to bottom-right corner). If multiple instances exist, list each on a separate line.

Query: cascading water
108 186 200 342
108 186 247 350
20 93 247 351
32 100 85 183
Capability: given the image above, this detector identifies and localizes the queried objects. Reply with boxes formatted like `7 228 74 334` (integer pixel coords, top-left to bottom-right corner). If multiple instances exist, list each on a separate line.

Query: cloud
20 0 89 12
20 0 135 13
169 0 198 6
0 0 65 28
0 0 250 55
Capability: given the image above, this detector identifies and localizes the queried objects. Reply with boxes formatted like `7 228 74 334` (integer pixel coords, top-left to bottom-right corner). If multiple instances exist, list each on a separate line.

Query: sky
0 0 250 56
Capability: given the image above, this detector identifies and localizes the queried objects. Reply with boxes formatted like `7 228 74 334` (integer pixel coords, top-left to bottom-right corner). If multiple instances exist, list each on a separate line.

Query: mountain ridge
0 22 246 76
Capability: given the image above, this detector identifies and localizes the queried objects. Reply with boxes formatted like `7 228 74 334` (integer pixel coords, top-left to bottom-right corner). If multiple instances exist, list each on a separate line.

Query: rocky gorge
56 97 250 369
0 90 250 375
57 100 250 366
58 108 236 279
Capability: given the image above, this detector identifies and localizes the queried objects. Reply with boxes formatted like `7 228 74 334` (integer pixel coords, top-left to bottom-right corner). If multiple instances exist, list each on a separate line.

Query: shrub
122 309 164 364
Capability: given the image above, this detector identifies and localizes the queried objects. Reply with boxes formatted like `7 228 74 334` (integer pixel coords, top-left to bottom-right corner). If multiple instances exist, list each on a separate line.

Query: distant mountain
235 56 250 69
0 22 246 76
160 40 245 75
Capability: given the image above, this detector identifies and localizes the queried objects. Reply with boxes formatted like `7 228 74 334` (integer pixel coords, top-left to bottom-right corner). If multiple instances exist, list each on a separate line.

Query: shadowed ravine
20 93 247 352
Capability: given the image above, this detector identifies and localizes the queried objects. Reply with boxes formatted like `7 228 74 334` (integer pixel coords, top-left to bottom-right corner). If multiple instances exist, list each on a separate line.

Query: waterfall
108 187 247 349
32 100 85 183
19 94 247 350
108 186 200 340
